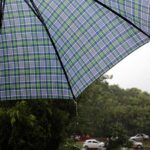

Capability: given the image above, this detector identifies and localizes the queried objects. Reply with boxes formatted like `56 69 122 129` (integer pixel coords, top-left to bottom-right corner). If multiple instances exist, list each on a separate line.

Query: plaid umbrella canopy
0 0 150 100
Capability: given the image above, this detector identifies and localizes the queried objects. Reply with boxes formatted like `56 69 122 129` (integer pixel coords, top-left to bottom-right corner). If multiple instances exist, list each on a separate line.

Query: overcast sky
106 42 150 93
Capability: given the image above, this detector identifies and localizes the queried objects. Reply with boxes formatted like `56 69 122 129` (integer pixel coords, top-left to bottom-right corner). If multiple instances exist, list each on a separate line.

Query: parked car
141 133 149 140
83 139 105 150
129 133 149 141
129 139 143 149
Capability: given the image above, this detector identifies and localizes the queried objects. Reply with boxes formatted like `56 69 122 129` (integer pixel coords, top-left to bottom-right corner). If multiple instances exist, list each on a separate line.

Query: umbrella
0 0 150 100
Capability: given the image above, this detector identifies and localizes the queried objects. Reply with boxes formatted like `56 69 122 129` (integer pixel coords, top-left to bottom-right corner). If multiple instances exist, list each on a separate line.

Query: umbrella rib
24 0 76 99
0 0 6 30
94 0 150 39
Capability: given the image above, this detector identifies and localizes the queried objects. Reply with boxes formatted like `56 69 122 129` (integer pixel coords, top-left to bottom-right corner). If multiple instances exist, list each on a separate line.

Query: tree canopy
75 76 150 138
0 76 150 149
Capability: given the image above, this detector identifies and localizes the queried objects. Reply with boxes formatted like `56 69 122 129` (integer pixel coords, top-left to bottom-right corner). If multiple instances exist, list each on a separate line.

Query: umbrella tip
0 0 5 31
0 11 2 30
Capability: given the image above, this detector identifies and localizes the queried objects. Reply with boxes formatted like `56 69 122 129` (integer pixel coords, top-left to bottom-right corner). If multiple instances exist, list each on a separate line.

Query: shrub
0 100 75 150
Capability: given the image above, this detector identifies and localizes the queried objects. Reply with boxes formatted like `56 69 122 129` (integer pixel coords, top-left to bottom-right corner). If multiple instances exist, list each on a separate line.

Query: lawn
143 139 150 148
75 141 83 149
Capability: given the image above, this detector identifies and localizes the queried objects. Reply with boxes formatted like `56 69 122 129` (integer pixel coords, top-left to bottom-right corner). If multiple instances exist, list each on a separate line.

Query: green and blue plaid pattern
0 0 150 100
98 0 150 35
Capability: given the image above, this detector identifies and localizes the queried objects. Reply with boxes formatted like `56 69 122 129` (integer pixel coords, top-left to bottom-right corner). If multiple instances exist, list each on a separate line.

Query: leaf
11 117 16 126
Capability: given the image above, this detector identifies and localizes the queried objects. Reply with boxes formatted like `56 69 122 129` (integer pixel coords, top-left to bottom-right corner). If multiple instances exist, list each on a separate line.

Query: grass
143 139 150 148
75 141 83 148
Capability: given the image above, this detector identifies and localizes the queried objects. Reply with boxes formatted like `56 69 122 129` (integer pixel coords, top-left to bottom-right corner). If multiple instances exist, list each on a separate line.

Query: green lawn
143 140 150 148
75 141 83 148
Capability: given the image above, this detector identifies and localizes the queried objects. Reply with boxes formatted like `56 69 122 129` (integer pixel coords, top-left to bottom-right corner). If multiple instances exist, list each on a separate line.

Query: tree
0 100 75 150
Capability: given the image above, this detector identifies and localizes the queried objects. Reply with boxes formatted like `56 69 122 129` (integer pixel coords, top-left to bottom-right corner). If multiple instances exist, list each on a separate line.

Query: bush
0 100 75 150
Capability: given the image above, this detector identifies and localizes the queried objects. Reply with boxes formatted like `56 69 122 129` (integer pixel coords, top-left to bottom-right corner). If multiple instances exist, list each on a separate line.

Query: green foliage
0 100 75 150
0 76 150 149
75 76 150 142
60 138 75 150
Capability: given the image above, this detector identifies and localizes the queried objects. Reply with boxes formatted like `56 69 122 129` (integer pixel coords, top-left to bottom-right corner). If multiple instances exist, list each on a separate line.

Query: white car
83 139 105 150
130 139 143 149
141 133 149 140
129 133 149 141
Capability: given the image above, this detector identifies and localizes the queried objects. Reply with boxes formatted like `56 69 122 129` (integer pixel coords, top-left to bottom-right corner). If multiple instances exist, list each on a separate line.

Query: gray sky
106 42 150 93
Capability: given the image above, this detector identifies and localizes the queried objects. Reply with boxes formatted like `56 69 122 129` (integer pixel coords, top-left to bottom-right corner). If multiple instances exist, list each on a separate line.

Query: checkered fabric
98 0 150 35
0 0 150 100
